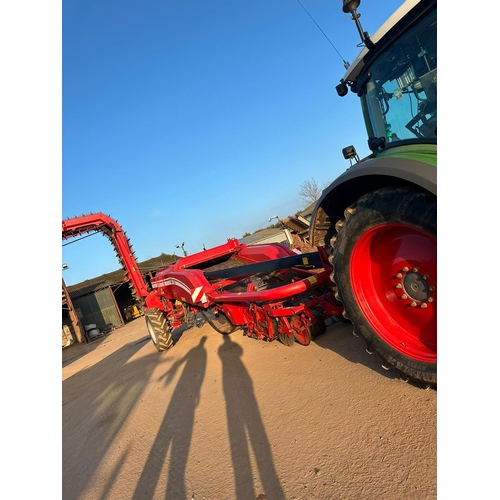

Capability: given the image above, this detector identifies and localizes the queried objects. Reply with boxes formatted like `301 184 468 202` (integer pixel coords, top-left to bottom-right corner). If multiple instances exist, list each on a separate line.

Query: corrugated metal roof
66 255 176 299
67 273 125 298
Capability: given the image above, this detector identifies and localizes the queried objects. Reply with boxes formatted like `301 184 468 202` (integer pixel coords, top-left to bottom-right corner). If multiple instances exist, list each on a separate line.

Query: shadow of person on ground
132 336 207 500
218 334 285 500
62 339 161 500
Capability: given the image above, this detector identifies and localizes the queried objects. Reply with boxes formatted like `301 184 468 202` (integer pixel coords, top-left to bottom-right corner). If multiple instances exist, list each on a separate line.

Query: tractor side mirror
336 80 349 97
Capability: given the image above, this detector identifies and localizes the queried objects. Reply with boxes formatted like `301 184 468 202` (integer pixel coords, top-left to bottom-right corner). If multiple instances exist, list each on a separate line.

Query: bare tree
299 178 329 208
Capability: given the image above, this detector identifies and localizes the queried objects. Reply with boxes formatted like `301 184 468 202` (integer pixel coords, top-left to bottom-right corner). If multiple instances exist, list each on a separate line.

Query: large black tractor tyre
145 308 174 352
330 185 437 388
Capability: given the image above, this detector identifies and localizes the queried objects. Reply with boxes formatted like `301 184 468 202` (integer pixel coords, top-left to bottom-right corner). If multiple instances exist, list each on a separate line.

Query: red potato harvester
62 213 344 351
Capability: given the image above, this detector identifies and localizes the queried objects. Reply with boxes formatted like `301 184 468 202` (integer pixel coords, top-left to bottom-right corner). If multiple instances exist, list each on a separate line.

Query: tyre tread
330 184 437 388
145 308 174 351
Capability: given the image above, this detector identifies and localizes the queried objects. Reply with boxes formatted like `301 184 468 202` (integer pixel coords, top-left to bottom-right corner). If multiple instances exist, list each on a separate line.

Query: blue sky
61 0 408 285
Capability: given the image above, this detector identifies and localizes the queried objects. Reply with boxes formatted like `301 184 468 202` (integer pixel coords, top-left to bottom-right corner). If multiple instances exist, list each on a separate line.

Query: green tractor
309 0 437 387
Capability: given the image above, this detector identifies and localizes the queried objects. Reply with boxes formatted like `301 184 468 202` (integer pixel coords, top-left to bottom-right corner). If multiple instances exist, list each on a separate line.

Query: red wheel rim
350 223 436 363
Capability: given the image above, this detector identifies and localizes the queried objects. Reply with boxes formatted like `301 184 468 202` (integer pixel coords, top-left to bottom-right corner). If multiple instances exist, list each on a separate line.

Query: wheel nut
423 274 429 280
428 297 434 303
412 267 419 272
403 266 409 272
410 301 417 307
395 283 402 289
401 294 408 300
396 273 403 278
429 286 435 292
421 302 428 308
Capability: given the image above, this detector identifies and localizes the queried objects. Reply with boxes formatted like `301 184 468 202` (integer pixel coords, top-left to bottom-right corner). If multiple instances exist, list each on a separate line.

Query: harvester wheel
201 310 236 335
278 333 295 347
331 185 437 387
290 314 311 346
145 308 174 352
272 318 294 346
271 318 295 347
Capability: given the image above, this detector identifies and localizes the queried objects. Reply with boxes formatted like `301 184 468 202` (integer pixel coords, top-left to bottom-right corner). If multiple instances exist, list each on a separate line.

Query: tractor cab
337 0 437 152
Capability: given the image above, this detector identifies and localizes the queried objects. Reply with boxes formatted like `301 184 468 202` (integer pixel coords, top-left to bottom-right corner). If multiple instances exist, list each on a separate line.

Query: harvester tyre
145 308 174 352
331 185 437 387
201 310 236 335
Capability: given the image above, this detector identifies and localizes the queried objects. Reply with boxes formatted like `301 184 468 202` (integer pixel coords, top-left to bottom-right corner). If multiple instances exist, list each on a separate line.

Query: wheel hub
393 266 436 307
402 271 429 302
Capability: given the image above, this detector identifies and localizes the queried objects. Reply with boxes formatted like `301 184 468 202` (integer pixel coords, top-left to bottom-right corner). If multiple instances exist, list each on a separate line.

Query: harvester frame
62 212 344 351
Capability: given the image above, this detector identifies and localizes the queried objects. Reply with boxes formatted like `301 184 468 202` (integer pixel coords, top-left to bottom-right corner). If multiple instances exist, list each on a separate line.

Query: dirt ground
62 316 437 500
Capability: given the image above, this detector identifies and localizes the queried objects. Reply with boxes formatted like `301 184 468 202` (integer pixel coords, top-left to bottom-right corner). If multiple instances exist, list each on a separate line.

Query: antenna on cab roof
342 0 375 49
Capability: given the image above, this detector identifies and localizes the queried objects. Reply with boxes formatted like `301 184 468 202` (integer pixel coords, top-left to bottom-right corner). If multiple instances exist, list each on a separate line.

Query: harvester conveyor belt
204 251 322 282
